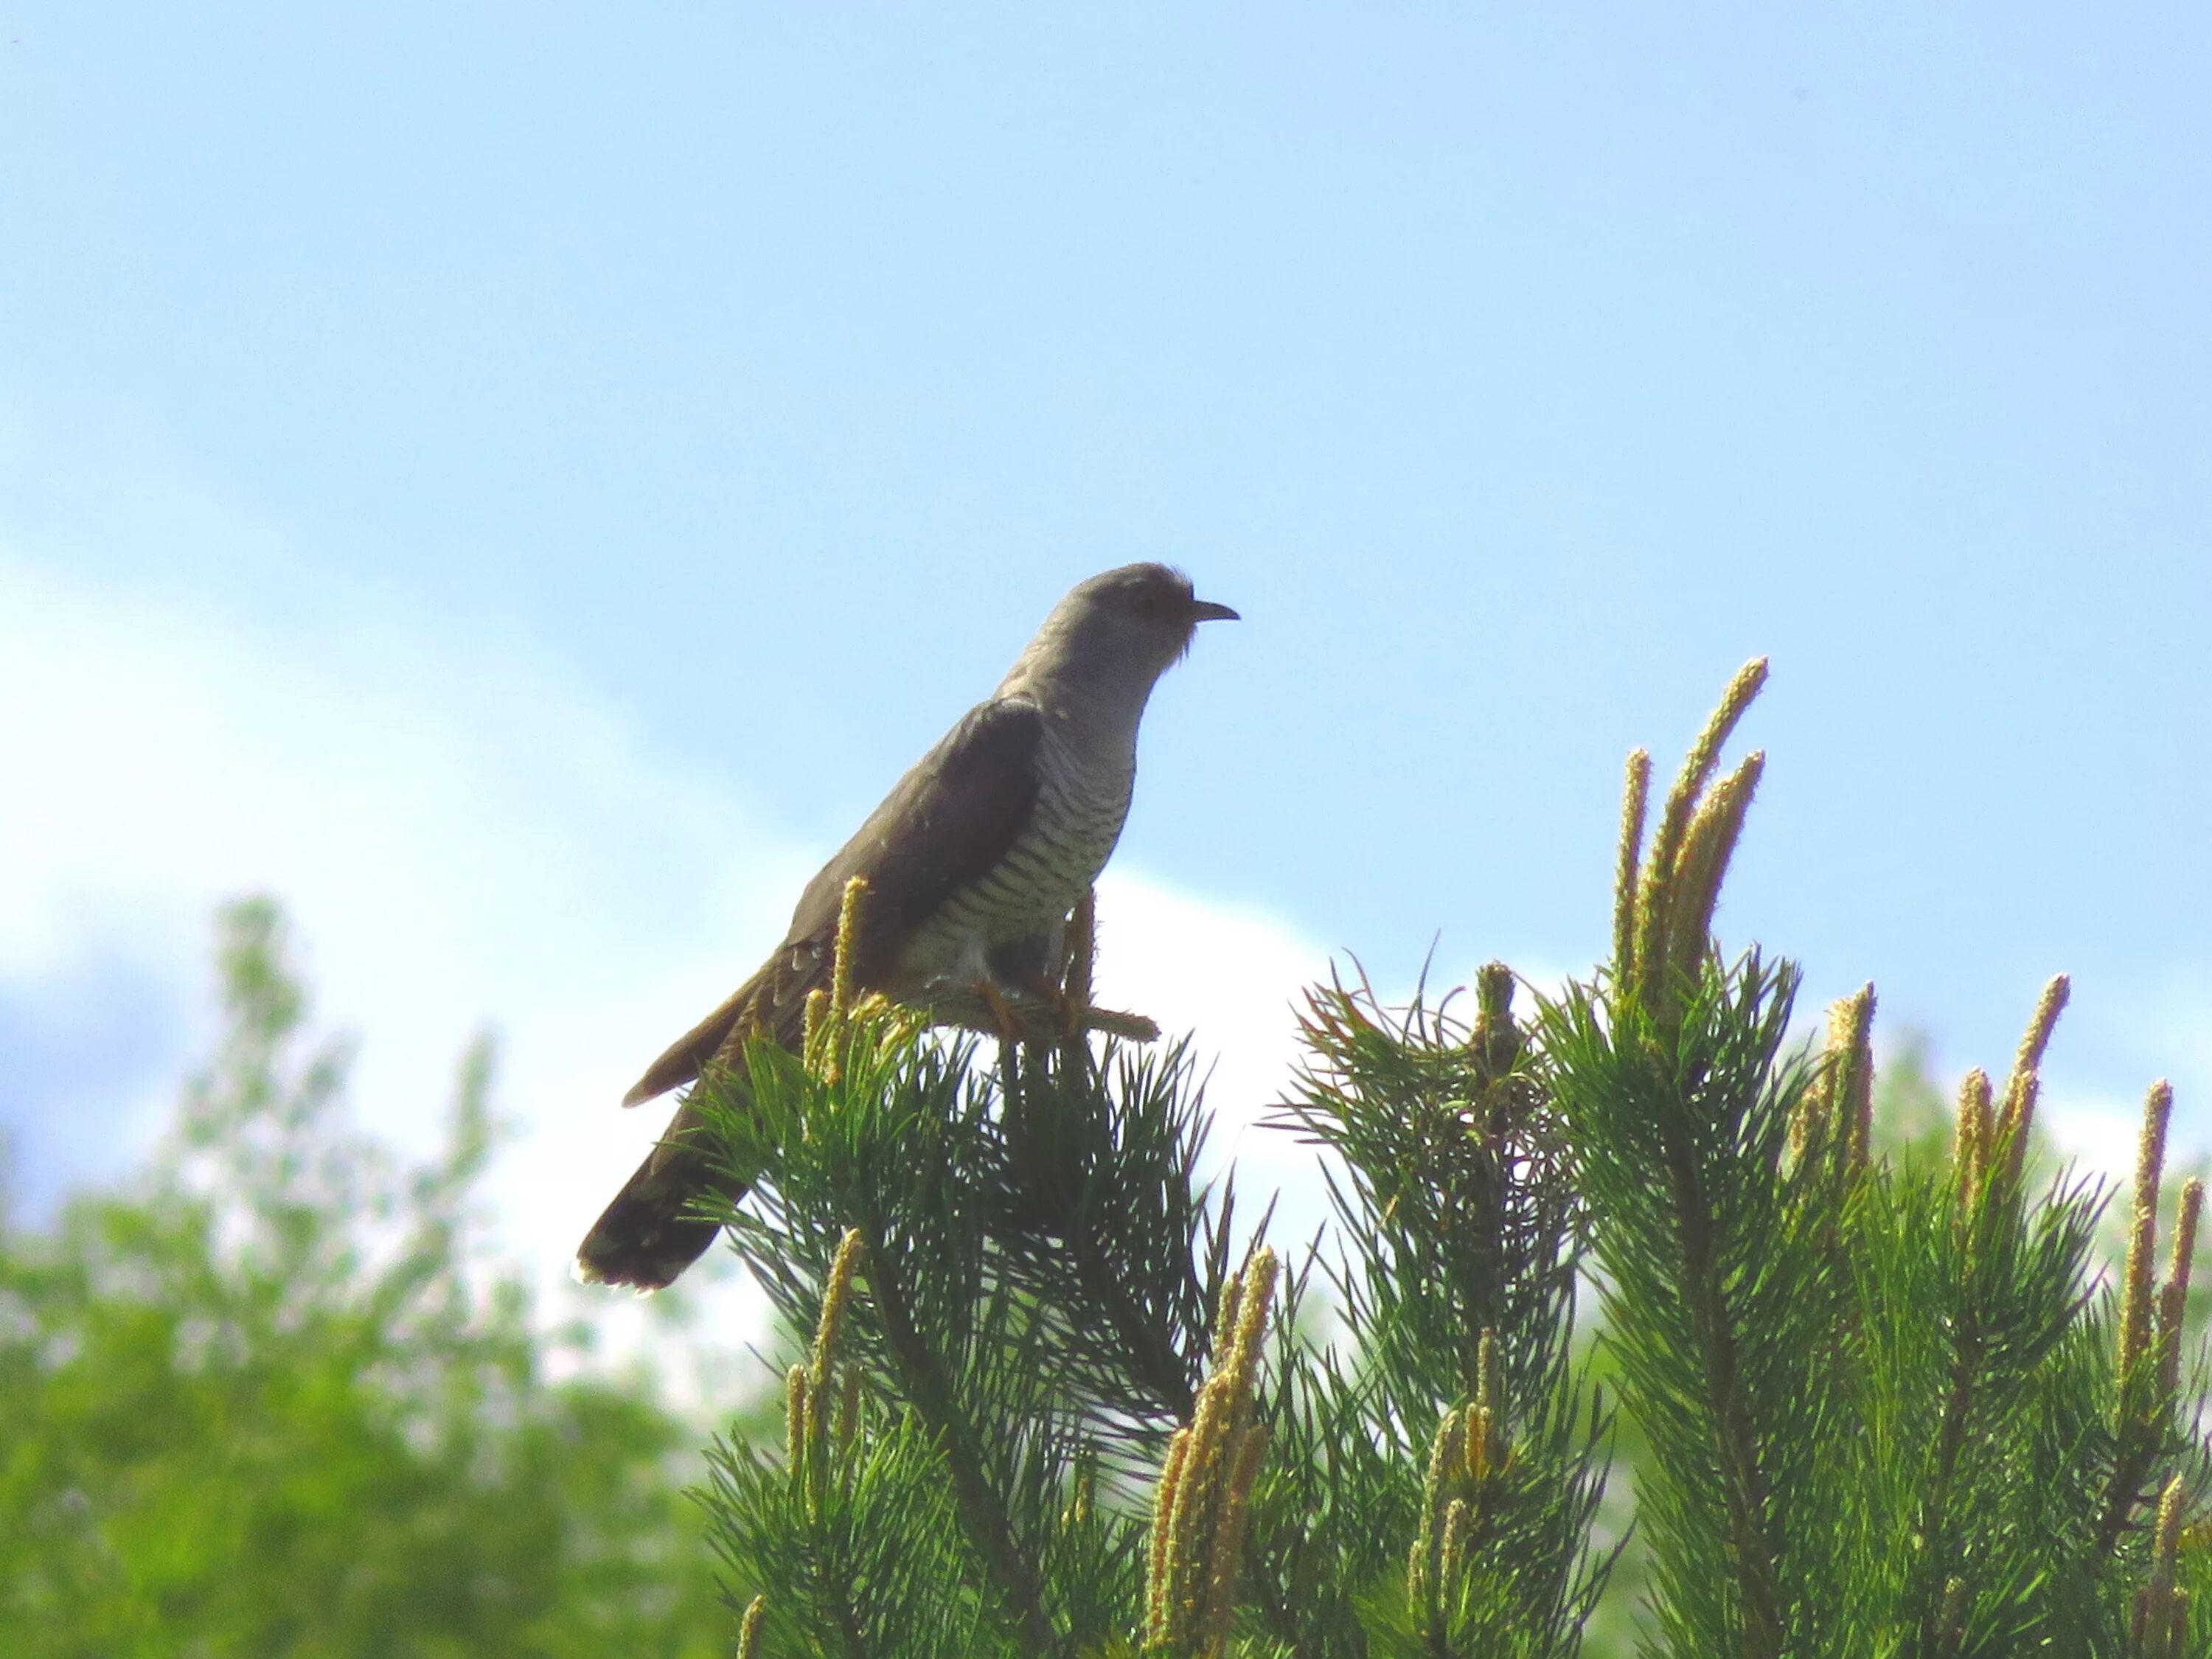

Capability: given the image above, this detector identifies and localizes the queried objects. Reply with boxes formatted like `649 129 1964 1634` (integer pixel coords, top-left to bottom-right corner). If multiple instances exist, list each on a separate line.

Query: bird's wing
784 694 1046 961
619 961 775 1107
619 697 1045 1107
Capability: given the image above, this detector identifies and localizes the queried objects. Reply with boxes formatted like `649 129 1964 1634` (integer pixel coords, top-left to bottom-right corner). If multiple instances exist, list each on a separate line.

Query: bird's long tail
574 1095 744 1291
577 957 821 1291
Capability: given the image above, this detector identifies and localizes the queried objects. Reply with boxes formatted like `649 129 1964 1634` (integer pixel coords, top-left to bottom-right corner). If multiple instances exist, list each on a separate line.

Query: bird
574 563 1239 1290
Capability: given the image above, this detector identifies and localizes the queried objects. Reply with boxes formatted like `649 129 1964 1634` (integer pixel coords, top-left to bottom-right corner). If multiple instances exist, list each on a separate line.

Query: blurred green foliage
0 899 732 1658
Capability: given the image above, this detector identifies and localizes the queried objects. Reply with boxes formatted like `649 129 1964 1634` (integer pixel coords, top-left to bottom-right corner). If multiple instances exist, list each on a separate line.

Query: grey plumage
574 563 1237 1290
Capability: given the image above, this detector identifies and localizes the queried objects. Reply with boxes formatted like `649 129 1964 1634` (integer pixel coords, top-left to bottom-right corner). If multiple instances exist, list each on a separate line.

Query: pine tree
693 665 2212 1658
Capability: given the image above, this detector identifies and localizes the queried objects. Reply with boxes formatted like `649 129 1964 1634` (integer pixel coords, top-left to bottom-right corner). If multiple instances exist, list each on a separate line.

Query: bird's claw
975 978 1029 1043
953 978 1159 1046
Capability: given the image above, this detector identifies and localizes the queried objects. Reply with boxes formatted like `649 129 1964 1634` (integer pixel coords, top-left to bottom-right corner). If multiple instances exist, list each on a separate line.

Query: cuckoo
575 563 1238 1290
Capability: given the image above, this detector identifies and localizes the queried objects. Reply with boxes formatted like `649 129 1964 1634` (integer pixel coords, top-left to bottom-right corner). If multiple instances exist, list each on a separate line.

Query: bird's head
1009 563 1239 701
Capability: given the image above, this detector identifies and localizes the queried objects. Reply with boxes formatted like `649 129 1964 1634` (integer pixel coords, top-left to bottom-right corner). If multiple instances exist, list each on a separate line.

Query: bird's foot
975 978 1029 1044
951 978 1159 1046
1019 976 1161 1045
1074 1004 1161 1043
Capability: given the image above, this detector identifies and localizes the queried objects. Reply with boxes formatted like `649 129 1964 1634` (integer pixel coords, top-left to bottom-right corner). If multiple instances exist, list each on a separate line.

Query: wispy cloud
0 545 799 1301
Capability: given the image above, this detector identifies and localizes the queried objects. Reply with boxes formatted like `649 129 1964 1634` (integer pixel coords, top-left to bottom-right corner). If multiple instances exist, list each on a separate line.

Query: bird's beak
1188 598 1240 623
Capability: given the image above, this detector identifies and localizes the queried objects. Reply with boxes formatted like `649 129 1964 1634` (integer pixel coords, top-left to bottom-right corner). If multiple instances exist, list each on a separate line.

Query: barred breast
894 729 1133 990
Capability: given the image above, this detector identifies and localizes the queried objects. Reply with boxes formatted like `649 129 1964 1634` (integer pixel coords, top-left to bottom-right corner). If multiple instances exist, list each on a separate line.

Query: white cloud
1089 871 1336 1244
2041 1095 2147 1186
0 546 811 1348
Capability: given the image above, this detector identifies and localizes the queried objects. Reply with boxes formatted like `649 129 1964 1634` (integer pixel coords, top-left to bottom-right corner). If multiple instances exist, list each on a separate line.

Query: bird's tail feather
573 1100 745 1291
591 950 829 1288
621 964 776 1107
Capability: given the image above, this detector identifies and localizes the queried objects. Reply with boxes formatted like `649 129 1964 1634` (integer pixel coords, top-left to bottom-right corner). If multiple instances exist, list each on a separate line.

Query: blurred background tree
0 899 734 1658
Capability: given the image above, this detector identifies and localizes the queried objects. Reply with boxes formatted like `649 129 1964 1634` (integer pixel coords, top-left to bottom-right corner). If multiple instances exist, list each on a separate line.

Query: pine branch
2097 1083 2197 1565
1144 1250 1277 1658
858 1217 1058 1657
1670 1141 1785 1659
1549 666 1856 1658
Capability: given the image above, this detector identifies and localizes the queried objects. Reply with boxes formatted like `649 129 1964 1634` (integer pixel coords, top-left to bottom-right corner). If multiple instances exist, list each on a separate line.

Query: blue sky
4 6 2209 1299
